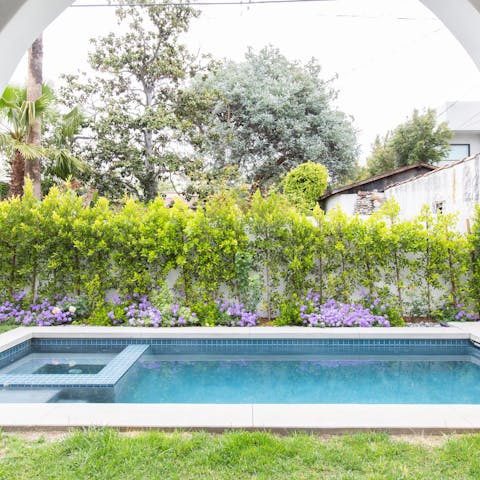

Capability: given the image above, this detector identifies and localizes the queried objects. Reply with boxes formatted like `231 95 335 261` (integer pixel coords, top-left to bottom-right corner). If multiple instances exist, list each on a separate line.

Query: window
432 201 445 214
447 144 470 161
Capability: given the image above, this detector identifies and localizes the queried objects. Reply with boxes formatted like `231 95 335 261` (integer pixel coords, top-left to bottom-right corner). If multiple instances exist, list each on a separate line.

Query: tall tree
25 35 43 199
0 86 47 197
0 86 84 197
365 109 453 177
192 46 359 190
61 0 210 202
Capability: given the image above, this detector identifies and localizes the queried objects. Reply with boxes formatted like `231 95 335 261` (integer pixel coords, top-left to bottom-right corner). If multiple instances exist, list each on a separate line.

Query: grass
0 430 479 479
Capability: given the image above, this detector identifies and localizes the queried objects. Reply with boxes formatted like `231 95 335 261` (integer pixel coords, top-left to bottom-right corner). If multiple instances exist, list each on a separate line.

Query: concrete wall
451 132 480 158
438 101 480 131
385 155 480 232
323 193 358 215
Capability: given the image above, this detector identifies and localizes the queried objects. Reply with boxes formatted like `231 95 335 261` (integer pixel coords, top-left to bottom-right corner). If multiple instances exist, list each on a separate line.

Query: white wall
385 155 480 232
323 194 357 215
438 101 480 131
451 132 480 158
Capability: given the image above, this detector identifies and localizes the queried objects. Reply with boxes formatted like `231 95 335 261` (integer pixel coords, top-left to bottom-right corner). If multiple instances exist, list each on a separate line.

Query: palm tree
44 105 85 180
0 85 48 197
25 35 43 198
0 86 85 197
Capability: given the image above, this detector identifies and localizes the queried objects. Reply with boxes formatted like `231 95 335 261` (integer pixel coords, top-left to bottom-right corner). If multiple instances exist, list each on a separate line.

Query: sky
9 0 480 162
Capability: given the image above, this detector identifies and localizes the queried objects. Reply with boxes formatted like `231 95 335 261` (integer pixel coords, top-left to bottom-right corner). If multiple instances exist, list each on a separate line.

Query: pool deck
0 323 480 432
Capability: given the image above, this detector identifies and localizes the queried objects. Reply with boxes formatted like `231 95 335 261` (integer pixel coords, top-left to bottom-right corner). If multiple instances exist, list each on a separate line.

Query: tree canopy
61 0 211 202
364 109 453 177
192 46 359 191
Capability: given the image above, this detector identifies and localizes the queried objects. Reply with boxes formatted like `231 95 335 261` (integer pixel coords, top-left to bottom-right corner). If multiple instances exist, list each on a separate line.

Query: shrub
299 293 390 328
283 161 328 211
0 187 477 325
0 293 78 326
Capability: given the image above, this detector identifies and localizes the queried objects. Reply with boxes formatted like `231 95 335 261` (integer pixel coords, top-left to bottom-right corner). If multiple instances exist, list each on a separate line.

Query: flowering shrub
299 293 390 328
0 293 77 326
359 291 404 326
102 293 200 328
435 303 477 323
0 187 478 319
217 300 258 327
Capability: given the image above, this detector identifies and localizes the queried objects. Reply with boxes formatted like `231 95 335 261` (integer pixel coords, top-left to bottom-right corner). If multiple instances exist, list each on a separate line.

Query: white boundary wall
385 155 480 232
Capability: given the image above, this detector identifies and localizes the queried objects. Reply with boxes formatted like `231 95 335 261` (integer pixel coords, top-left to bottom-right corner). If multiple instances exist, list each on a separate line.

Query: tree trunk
8 150 25 197
25 35 43 199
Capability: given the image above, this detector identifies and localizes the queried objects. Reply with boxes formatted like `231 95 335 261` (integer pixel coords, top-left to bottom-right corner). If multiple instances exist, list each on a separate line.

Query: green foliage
60 0 211 202
277 295 302 326
111 197 181 295
191 301 227 326
364 109 453 177
233 252 262 312
193 46 359 190
469 205 480 318
0 182 42 299
0 85 84 195
0 187 477 323
283 161 328 211
0 181 8 199
149 282 197 325
179 192 247 304
87 303 124 326
359 291 405 327
248 192 292 320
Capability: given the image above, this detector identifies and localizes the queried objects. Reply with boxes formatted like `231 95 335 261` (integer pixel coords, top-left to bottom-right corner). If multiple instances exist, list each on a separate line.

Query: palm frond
60 107 84 140
12 141 46 160
46 148 85 179
0 86 26 106
0 132 11 150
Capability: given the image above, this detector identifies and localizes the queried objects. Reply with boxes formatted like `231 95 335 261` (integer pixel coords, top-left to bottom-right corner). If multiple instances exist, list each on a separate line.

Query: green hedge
0 184 477 318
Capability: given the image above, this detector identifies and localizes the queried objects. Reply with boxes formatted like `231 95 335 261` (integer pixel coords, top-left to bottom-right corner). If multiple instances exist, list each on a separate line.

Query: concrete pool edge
1 403 480 433
0 323 478 350
1 323 480 432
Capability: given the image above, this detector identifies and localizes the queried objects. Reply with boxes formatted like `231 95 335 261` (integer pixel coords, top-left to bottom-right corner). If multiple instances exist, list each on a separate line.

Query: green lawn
0 430 479 479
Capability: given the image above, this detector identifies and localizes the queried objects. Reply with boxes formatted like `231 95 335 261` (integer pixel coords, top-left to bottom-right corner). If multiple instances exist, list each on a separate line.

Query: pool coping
0 323 480 432
0 344 149 388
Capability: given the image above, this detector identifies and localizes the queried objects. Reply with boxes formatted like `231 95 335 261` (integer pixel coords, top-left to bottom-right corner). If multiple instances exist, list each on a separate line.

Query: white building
320 164 437 216
384 154 480 232
439 101 480 165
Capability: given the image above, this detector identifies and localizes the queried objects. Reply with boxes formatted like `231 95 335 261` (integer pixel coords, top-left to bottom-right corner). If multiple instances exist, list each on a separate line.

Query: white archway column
0 0 480 92
420 0 480 70
0 0 73 91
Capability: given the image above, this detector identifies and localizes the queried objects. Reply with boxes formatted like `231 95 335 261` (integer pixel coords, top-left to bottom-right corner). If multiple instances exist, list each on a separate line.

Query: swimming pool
1 335 480 404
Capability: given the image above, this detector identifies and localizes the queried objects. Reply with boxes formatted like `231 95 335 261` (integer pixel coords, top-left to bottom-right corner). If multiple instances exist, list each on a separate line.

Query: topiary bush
283 161 328 211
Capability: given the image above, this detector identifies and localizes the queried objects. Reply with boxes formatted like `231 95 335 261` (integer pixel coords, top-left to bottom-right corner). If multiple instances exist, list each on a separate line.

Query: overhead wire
70 0 437 19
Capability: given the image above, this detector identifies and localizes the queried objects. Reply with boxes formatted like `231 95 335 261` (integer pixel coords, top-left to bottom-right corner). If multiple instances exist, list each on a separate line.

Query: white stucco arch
0 0 480 93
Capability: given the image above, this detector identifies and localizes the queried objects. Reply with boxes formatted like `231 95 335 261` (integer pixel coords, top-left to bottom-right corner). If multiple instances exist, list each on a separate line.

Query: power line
456 109 480 129
70 0 437 17
72 0 337 7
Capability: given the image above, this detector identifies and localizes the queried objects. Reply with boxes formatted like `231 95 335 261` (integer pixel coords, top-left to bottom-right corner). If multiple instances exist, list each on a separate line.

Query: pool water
1 352 115 375
34 363 105 375
116 355 480 404
1 338 480 404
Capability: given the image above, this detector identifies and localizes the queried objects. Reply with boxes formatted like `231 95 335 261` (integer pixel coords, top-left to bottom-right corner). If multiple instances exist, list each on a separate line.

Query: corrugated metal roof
384 154 479 191
321 163 437 200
